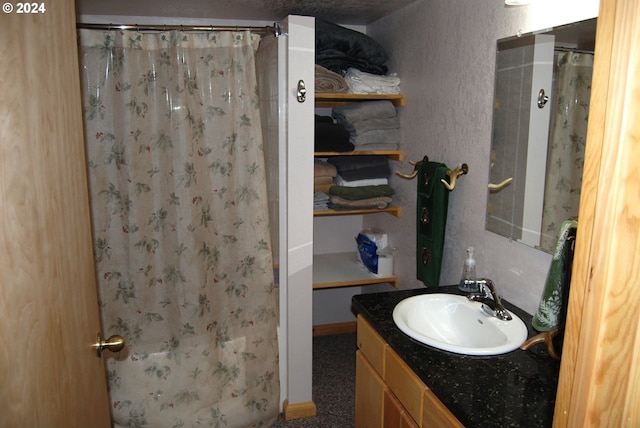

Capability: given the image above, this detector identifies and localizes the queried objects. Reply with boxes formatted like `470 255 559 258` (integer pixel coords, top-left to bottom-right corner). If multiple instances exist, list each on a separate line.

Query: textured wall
365 0 598 313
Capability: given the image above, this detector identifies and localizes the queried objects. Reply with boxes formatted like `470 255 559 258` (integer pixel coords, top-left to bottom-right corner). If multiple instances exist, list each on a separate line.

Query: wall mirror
486 18 597 254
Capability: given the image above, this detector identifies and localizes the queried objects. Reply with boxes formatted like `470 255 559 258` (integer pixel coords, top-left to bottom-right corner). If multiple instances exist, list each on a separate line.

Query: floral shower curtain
540 51 593 253
78 30 279 427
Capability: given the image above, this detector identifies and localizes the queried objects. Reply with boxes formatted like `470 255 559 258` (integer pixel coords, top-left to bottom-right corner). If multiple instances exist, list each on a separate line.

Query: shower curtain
540 51 593 253
78 29 279 427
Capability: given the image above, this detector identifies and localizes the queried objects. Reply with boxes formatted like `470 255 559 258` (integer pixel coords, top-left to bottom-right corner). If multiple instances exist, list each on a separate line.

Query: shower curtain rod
76 22 279 36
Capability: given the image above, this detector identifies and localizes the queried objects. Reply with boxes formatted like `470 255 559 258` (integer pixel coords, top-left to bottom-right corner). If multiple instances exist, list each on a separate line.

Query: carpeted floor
273 333 357 427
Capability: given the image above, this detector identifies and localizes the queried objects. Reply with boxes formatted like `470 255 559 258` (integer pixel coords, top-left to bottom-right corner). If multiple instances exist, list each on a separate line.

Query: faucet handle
468 278 513 321
474 278 492 298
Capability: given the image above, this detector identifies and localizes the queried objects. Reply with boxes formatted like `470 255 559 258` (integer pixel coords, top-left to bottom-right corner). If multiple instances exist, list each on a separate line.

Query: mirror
486 18 597 254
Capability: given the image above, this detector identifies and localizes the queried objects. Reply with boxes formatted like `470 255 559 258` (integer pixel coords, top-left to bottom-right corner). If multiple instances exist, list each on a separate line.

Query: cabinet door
421 389 464 428
355 350 386 428
385 347 426 423
384 388 420 428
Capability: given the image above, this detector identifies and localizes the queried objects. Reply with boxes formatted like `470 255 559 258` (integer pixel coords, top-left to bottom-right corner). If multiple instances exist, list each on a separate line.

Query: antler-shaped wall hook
396 157 469 190
395 155 429 179
441 163 469 191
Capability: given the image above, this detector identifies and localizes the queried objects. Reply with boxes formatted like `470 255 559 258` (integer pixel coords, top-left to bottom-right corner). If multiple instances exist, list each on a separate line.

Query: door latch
296 79 306 103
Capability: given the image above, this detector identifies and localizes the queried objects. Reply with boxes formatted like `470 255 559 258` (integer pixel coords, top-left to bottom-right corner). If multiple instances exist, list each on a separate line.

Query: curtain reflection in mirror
539 51 593 253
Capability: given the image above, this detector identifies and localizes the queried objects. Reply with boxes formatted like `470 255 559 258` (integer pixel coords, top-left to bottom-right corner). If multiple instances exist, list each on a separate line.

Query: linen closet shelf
313 92 404 290
315 92 406 108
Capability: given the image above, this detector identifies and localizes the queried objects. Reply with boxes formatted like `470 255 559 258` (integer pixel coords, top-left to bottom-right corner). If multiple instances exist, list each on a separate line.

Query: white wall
365 0 598 314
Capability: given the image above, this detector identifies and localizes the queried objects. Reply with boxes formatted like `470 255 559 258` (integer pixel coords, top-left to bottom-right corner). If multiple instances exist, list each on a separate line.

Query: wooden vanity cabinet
355 315 463 428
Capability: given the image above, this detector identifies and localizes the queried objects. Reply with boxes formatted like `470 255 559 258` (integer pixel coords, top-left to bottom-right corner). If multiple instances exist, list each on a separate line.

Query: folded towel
315 64 348 93
314 183 335 194
314 191 331 210
335 175 388 187
329 195 392 210
329 184 395 201
344 68 401 95
349 142 399 151
332 100 396 124
314 115 354 152
314 176 334 185
327 155 391 181
341 166 391 181
326 155 389 170
351 129 401 147
335 116 400 136
314 191 330 202
314 159 338 177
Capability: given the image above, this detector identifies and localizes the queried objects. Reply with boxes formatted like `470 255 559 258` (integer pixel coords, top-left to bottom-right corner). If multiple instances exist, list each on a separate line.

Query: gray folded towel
336 116 400 136
350 142 399 151
351 129 401 146
332 100 396 124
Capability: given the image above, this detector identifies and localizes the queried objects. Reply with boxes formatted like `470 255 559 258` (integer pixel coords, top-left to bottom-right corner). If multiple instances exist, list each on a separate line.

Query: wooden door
555 0 640 426
0 2 111 427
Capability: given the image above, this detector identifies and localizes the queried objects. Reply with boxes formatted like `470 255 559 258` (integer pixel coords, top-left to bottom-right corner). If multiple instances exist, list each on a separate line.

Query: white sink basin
392 293 528 356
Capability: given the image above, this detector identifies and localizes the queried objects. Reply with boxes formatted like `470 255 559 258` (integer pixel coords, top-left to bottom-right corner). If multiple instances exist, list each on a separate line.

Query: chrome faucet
465 278 512 321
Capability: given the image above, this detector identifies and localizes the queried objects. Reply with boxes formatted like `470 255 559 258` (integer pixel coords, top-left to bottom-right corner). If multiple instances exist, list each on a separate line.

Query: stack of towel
314 159 336 211
326 156 394 210
314 159 337 194
344 68 401 95
315 115 354 152
314 19 402 95
332 101 400 151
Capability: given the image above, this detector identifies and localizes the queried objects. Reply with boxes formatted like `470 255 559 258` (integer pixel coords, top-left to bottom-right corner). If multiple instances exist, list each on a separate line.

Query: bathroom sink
392 293 528 356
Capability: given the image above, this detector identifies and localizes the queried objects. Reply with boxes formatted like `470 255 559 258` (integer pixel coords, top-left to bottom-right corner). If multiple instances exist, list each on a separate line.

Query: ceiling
76 0 418 25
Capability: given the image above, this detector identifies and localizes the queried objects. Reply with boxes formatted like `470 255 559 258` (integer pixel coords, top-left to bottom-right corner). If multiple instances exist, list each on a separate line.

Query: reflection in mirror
486 19 596 254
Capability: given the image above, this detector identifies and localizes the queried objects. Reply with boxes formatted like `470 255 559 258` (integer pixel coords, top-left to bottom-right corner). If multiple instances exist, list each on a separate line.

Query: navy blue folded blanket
327 155 391 181
315 19 389 75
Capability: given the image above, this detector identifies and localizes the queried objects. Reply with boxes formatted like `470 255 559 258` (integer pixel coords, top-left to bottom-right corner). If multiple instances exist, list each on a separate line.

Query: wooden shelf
315 149 404 161
312 92 404 291
315 92 406 107
314 206 402 217
313 252 399 290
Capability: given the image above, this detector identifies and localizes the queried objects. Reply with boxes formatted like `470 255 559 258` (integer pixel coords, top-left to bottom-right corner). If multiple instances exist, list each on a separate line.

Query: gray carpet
274 333 357 428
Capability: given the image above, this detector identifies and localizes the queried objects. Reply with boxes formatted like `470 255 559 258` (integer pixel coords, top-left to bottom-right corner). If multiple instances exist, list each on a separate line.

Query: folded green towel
329 184 395 201
532 220 578 331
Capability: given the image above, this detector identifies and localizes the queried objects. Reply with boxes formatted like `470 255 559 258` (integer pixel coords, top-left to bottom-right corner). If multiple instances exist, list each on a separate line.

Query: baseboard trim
283 399 317 420
312 321 357 336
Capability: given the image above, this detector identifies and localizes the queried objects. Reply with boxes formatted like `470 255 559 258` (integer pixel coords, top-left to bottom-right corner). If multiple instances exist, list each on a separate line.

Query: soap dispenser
458 247 479 292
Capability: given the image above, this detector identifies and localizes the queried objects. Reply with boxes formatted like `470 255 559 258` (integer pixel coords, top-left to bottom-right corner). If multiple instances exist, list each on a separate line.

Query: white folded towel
344 68 401 95
335 175 389 187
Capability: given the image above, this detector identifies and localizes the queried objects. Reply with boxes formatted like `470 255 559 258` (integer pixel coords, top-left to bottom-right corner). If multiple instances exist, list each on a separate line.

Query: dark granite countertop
352 286 560 428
